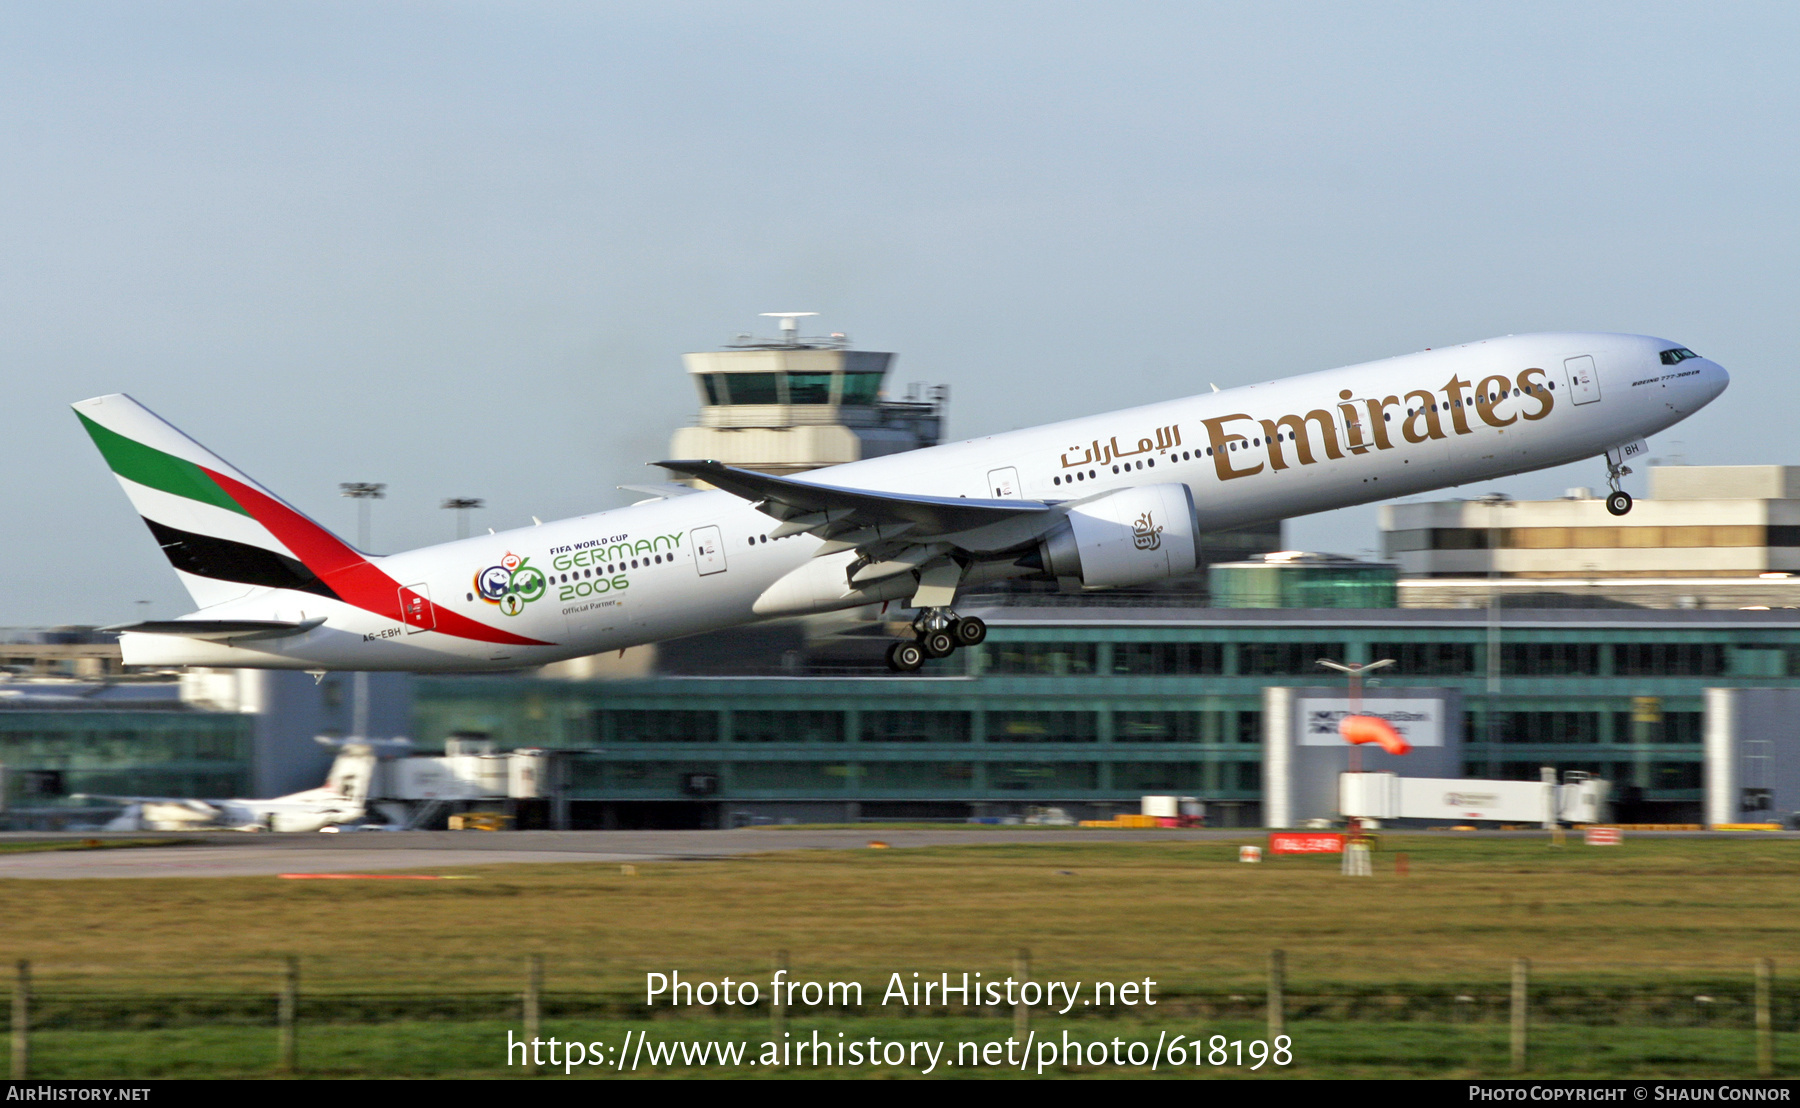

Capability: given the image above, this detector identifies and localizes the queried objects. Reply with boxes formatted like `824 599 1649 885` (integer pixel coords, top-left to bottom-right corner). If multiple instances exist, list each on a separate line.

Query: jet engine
1030 483 1199 587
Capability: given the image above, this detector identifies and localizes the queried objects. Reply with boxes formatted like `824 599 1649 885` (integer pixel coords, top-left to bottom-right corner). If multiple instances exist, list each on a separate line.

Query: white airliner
76 332 1727 673
79 743 379 833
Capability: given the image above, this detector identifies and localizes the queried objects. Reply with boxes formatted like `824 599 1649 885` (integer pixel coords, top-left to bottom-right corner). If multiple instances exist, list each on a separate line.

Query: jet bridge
1339 769 1609 826
369 739 554 829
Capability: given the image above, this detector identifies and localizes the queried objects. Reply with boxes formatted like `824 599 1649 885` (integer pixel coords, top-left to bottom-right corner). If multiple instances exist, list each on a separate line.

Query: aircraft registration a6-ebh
77 332 1727 673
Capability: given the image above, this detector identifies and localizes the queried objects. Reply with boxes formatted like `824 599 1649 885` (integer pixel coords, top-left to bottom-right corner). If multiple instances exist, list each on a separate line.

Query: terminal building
17 601 1795 831
1386 465 1800 609
411 601 1800 829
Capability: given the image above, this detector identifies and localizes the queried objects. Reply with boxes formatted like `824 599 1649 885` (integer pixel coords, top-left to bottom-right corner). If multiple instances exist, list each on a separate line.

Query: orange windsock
1339 714 1411 755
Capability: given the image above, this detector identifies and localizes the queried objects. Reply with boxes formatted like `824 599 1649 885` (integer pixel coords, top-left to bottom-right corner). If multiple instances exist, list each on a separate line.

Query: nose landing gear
884 611 987 672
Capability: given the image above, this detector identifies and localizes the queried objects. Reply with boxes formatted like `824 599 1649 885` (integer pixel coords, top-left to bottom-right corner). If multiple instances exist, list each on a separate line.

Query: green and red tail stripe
74 394 546 647
204 469 545 645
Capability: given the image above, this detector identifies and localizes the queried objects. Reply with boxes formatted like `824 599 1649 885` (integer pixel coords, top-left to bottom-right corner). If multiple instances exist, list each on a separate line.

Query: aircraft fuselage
114 332 1728 671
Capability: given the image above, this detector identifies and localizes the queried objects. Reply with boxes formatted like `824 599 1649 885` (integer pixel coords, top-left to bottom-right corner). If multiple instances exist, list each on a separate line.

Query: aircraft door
692 525 727 576
987 467 1022 499
399 583 436 633
1565 355 1602 405
1334 399 1376 456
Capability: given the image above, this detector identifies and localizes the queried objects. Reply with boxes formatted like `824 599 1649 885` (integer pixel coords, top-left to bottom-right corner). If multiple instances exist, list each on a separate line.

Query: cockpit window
1660 348 1700 365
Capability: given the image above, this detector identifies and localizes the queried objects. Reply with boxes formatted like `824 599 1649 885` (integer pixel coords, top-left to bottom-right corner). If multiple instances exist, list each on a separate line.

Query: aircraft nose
1699 358 1730 405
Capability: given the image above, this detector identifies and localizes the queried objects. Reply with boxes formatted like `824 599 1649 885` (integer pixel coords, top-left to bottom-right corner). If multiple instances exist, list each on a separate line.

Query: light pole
1476 493 1513 778
336 482 386 740
338 483 386 551
442 497 484 540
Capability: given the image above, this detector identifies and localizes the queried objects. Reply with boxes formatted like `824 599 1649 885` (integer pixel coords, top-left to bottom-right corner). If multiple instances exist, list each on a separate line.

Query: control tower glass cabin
671 319 945 478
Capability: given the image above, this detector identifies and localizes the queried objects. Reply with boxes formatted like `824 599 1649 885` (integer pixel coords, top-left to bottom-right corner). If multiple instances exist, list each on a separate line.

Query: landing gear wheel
1606 490 1633 516
886 641 925 672
921 630 957 659
952 616 987 647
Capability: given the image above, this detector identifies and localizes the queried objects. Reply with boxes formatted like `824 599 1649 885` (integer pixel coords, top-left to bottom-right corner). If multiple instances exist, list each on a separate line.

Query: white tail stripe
113 474 300 559
170 569 258 611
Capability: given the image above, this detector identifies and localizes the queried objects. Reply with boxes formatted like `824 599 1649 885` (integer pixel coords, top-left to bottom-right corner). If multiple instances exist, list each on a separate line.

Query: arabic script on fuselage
1059 424 1182 469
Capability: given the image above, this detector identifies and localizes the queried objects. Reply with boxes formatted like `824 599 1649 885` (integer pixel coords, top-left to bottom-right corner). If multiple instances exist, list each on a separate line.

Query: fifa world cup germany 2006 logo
474 552 547 616
1132 511 1162 551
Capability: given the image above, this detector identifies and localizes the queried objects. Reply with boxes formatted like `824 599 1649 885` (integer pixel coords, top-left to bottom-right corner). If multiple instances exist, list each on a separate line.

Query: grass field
12 1019 1782 1079
2 834 1797 1078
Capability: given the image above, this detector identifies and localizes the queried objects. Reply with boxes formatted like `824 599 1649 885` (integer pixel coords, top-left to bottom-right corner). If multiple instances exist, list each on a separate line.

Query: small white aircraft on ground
78 742 382 833
75 332 1727 673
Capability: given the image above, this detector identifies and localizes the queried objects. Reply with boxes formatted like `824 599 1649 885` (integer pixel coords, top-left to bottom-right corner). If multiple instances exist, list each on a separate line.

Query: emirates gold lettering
1063 367 1554 483
1476 374 1517 428
1302 410 1345 460
1442 376 1474 435
1402 389 1446 443
1203 414 1263 481
1364 395 1400 450
1258 414 1313 470
1517 368 1554 421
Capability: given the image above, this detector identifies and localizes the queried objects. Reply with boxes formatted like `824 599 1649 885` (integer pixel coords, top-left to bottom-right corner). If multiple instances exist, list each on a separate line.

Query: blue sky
4 2 1795 623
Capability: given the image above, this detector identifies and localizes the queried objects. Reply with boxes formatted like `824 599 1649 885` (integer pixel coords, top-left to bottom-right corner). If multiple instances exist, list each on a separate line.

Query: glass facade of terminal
412 610 1800 824
0 709 253 805
1208 561 1399 609
7 611 1790 827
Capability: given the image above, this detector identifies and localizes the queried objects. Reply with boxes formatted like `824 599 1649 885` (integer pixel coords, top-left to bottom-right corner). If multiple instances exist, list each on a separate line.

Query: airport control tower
670 313 944 476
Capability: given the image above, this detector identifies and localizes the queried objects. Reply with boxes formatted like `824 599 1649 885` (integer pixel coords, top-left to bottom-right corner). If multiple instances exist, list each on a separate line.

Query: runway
0 826 1786 879
0 828 1246 879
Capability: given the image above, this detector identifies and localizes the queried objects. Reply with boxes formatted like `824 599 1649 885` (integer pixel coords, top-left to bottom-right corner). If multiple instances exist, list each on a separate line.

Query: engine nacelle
1036 483 1199 587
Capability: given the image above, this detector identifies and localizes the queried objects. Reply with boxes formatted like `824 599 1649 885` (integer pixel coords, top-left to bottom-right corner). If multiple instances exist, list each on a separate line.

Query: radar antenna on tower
760 312 818 348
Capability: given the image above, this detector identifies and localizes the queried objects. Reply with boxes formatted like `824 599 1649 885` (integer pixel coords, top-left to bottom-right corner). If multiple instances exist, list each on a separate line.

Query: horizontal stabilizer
615 483 701 500
102 617 327 642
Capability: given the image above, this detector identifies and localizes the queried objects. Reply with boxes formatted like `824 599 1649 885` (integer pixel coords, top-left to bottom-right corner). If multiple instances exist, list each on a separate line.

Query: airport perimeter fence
1 952 1795 1078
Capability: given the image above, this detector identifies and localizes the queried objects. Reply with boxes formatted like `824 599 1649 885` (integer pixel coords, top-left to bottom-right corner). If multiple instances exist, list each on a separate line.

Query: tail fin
322 743 378 804
73 394 359 609
76 394 551 650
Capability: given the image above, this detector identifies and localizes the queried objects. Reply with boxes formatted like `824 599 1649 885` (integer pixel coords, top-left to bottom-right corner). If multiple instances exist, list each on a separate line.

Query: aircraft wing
100 617 327 642
654 459 1063 603
72 793 219 807
653 459 1049 537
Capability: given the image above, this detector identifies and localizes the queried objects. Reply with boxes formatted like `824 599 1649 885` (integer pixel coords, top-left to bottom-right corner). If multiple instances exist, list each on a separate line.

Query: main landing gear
1604 454 1634 517
885 611 987 673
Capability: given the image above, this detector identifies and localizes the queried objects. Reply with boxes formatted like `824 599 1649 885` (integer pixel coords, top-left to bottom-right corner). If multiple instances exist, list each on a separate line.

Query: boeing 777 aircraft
75 332 1727 673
